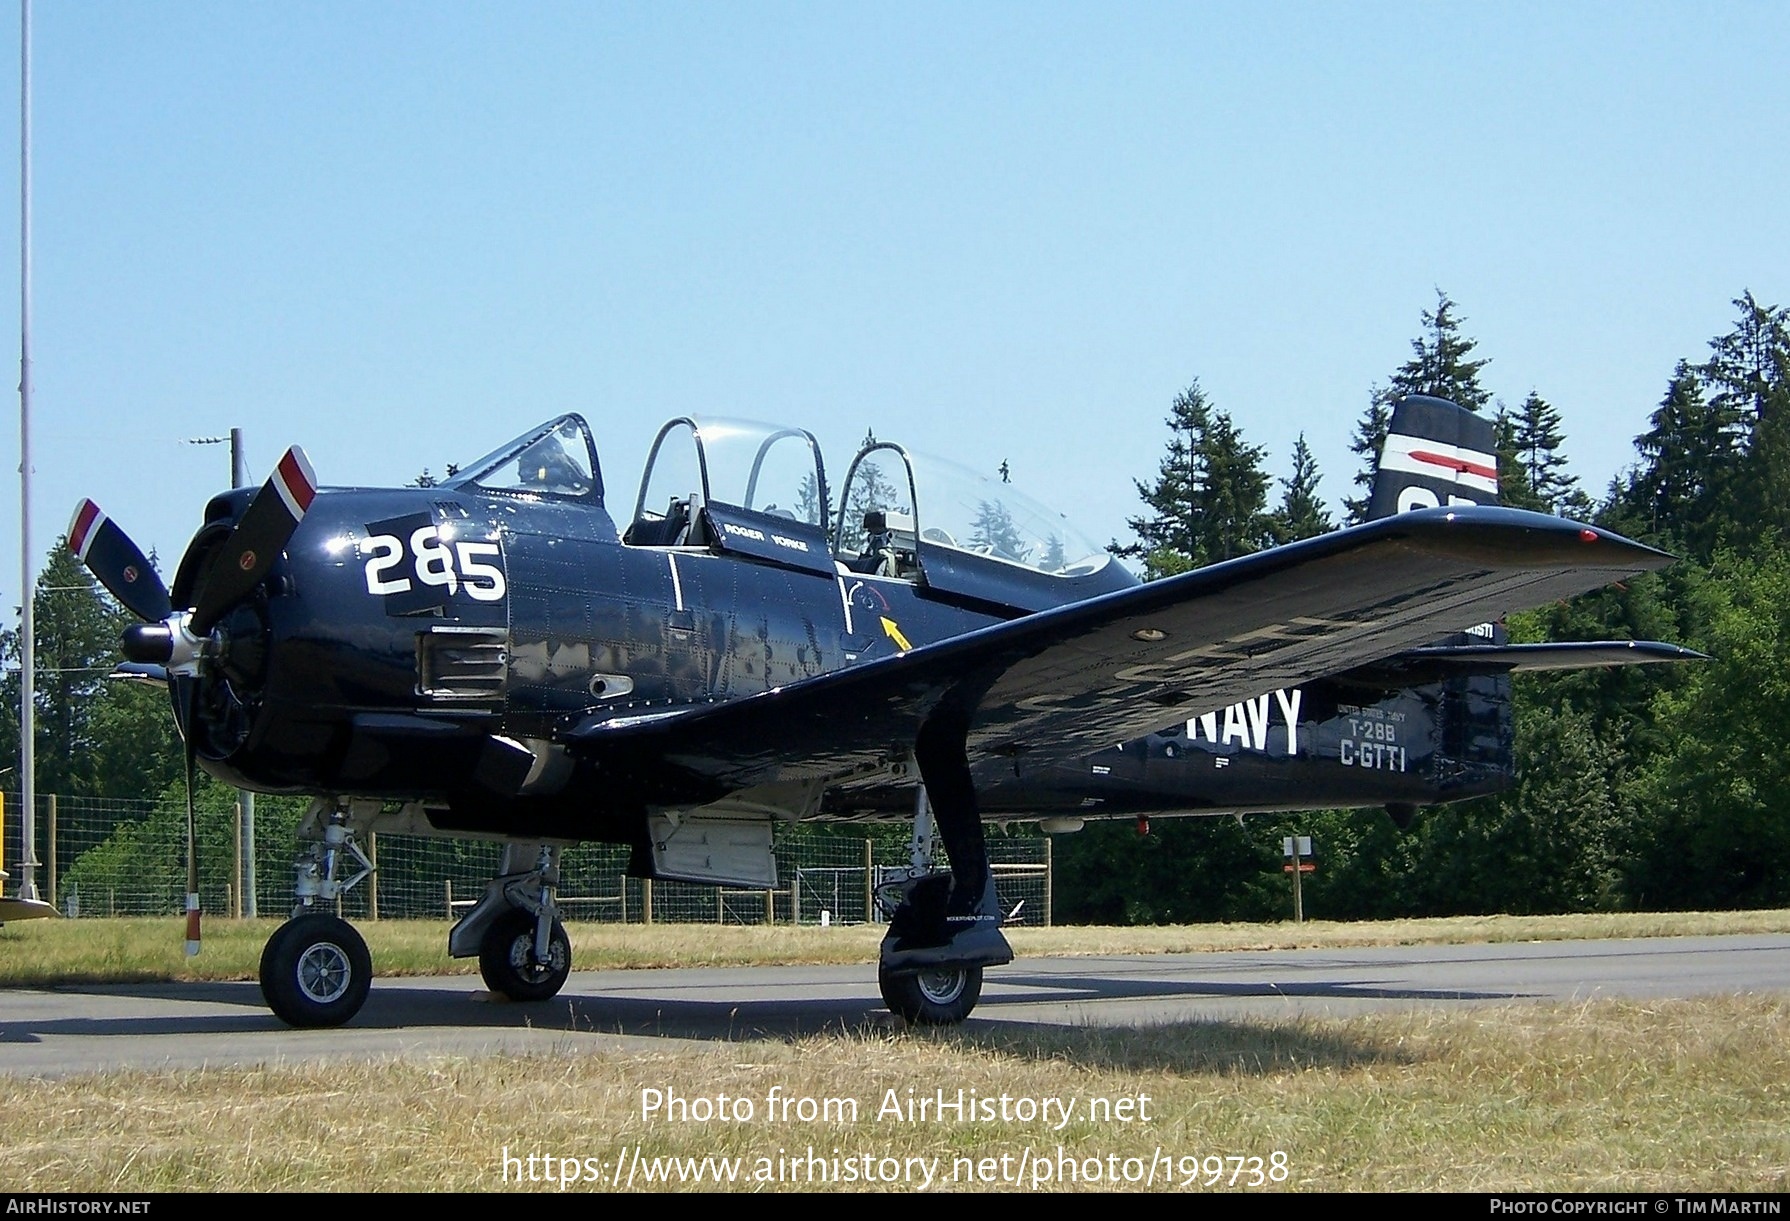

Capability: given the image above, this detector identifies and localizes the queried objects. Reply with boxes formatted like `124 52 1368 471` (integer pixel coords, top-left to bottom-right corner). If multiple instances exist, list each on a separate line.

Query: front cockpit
447 415 605 503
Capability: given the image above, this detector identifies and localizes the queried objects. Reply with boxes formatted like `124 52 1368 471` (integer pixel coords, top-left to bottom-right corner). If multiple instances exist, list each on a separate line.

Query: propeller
67 500 172 622
190 447 316 636
68 446 318 956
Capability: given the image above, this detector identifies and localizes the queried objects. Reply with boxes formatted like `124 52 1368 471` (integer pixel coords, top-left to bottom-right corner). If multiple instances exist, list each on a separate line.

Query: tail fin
1367 395 1499 519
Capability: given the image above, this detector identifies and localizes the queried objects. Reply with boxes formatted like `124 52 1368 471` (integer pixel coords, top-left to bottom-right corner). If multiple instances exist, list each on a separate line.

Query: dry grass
2 995 1785 1192
3 909 1787 987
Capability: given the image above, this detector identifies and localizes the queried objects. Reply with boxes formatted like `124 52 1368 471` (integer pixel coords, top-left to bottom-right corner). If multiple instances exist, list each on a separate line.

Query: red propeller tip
68 499 103 560
273 447 318 519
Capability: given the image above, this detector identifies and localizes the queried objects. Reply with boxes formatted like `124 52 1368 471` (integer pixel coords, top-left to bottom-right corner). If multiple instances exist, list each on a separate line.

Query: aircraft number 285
362 527 506 601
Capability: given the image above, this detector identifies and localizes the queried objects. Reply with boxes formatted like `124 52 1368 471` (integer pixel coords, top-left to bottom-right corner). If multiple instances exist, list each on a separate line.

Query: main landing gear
875 782 1010 1026
256 803 572 1028
466 861 571 1003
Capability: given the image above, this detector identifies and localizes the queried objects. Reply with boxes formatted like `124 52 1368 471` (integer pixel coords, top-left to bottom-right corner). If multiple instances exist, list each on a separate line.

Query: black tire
478 909 571 1002
258 914 372 1028
879 964 983 1025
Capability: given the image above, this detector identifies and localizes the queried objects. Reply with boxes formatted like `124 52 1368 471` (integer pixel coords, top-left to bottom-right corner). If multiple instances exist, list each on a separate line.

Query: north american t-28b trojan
69 395 1692 1027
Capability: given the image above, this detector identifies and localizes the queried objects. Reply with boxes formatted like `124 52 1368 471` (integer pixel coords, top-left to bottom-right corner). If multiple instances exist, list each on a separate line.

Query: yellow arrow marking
880 616 912 652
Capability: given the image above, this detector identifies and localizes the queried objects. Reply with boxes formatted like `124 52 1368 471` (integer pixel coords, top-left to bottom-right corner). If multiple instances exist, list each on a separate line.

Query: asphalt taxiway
3 933 1786 1077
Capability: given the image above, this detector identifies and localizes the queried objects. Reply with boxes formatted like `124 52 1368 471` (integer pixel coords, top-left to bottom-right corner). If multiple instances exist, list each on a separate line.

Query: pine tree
1619 361 1744 558
1702 290 1790 425
1115 382 1269 577
1346 291 1493 523
840 429 904 554
0 543 138 797
1342 391 1391 524
1113 383 1209 576
1702 292 1790 542
968 499 1029 563
794 473 829 529
1265 434 1333 544
1388 290 1493 412
1507 391 1584 515
1198 411 1271 562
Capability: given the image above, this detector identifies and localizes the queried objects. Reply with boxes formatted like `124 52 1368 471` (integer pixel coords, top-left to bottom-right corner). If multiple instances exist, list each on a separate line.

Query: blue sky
1 1 1785 601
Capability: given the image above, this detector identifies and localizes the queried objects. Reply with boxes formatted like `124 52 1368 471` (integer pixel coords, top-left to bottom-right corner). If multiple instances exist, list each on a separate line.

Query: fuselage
173 413 1512 840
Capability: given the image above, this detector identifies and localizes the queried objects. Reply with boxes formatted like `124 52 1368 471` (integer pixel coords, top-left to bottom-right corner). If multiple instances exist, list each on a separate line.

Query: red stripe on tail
1409 449 1498 481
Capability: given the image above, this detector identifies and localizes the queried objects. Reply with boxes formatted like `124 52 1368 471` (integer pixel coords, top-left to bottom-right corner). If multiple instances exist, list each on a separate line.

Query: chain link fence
2 791 1051 927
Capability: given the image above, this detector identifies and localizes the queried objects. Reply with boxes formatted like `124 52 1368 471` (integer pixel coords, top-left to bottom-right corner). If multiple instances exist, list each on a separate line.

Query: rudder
1367 394 1498 519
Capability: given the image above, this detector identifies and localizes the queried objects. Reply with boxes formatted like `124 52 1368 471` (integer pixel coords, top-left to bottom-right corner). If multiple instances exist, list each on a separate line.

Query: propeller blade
68 500 172 622
189 446 317 635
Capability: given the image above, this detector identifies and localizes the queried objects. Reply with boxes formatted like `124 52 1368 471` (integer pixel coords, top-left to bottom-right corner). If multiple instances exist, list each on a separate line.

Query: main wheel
478 909 571 1002
879 964 983 1025
259 914 373 1028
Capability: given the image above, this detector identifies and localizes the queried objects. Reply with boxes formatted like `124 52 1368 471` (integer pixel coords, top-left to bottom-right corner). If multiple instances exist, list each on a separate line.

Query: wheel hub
296 941 353 1004
916 969 966 1005
508 932 568 983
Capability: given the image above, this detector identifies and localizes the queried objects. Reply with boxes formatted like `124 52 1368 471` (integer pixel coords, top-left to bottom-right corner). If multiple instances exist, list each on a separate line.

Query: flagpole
17 0 38 904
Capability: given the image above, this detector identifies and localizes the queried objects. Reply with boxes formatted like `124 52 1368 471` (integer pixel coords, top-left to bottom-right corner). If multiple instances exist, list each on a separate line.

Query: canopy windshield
833 441 1130 610
449 415 603 502
834 443 1112 579
910 452 1113 578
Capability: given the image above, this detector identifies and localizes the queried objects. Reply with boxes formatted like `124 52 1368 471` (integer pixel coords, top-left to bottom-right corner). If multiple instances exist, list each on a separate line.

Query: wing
564 507 1673 790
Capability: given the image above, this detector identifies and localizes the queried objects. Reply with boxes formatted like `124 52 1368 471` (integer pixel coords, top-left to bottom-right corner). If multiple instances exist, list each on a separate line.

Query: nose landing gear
255 807 578 1029
257 800 378 1028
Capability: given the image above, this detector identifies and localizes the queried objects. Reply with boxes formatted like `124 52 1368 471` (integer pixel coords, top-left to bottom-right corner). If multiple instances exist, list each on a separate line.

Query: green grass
2 908 1787 987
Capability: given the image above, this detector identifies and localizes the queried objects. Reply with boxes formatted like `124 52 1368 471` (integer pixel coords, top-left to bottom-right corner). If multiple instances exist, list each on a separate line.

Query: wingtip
1410 505 1678 573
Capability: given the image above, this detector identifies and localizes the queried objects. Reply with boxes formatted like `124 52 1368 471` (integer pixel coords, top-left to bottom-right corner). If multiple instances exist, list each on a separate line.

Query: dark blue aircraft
70 396 1692 1027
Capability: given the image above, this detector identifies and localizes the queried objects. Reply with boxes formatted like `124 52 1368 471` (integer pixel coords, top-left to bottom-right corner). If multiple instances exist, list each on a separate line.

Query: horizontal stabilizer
1340 640 1706 686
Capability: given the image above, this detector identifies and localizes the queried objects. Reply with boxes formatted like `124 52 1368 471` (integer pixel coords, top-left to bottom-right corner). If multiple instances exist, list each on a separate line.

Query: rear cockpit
832 440 1135 611
623 417 837 574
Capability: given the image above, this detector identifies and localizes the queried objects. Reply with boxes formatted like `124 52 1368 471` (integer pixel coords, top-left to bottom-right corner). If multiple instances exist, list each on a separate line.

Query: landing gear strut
258 801 377 1028
875 748 1011 1026
450 841 572 1004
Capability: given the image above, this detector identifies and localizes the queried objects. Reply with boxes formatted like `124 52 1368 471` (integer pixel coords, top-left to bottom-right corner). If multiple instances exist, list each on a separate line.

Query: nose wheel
259 914 372 1028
